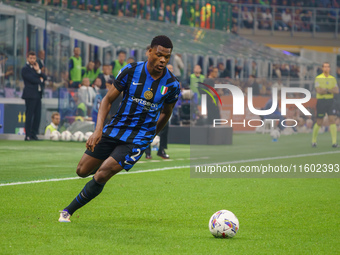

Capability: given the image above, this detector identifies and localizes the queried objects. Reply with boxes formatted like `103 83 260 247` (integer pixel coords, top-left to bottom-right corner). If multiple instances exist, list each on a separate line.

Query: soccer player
312 62 339 148
59 35 180 222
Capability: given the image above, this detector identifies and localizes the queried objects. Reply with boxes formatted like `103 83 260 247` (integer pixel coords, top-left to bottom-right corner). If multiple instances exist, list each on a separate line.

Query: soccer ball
50 130 61 141
84 131 93 141
270 129 280 141
61 131 72 141
72 131 85 142
209 210 239 238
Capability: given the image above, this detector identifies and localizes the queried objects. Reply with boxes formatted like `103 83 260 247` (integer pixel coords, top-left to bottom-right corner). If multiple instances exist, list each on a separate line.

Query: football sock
312 123 320 143
329 124 337 144
64 177 105 215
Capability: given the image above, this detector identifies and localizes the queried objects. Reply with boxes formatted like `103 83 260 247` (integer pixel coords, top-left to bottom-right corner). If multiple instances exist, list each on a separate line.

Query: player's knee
76 164 89 178
95 166 122 183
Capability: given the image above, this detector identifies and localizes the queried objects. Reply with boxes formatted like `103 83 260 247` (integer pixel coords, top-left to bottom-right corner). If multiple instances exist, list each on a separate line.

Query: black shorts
85 135 149 171
316 99 337 118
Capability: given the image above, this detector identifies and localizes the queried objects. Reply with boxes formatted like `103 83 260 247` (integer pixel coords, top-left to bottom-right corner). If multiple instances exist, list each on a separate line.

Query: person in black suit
21 51 47 141
97 64 115 89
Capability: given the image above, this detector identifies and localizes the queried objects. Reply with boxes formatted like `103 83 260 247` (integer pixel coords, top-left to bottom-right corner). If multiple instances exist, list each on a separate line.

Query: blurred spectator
69 47 83 88
111 50 127 77
260 8 273 29
37 50 45 72
92 77 103 94
336 66 340 80
217 62 231 78
232 5 239 27
83 60 96 84
242 6 254 28
93 59 102 80
78 77 96 116
98 64 114 89
293 8 304 31
296 117 312 133
173 53 184 80
203 67 220 124
0 53 8 89
127 57 135 64
189 2 201 27
176 3 183 25
167 64 174 73
280 64 290 76
44 112 60 139
273 64 282 78
276 8 291 30
94 0 109 12
248 75 260 96
301 10 320 31
189 65 205 102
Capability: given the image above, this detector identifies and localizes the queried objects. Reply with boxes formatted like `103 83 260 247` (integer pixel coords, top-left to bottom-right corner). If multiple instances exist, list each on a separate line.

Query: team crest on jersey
144 90 153 100
160 86 168 95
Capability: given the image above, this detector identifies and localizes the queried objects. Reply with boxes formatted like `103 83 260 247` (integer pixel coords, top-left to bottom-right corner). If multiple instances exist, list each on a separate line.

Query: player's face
149 45 171 73
322 63 330 74
27 55 36 65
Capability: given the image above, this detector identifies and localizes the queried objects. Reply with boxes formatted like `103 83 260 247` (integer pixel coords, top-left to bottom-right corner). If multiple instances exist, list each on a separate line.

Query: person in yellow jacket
44 112 60 139
111 50 127 77
69 47 83 88
189 65 205 102
312 62 339 148
189 2 201 27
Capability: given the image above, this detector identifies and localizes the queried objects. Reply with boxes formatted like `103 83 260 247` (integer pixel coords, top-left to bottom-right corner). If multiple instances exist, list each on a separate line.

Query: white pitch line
0 150 339 187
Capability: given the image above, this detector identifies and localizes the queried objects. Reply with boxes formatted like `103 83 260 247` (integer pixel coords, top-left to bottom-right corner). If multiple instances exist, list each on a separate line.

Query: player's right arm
86 86 121 152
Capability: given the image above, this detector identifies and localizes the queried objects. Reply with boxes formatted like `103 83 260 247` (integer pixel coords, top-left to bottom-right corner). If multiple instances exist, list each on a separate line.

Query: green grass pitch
0 133 339 254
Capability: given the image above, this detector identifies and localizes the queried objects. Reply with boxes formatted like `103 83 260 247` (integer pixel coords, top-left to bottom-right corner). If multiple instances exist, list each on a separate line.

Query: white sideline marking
0 150 339 187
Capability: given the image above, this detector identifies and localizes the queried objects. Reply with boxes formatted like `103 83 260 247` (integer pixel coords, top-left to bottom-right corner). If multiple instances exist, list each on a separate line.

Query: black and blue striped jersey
103 61 180 146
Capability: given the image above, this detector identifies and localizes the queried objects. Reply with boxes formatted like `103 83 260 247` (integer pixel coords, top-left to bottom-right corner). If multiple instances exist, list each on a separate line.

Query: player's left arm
156 102 176 135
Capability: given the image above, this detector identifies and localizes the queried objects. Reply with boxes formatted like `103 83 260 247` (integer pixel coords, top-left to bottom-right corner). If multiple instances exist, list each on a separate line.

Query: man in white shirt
78 77 96 116
44 112 60 139
242 6 254 28
280 8 292 30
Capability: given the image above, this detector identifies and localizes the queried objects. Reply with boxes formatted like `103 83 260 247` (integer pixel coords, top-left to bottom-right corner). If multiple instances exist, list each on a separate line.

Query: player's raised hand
86 130 102 152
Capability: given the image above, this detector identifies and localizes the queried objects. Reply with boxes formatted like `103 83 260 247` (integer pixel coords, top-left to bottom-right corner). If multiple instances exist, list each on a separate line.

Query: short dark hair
118 50 126 55
150 35 173 50
27 51 36 57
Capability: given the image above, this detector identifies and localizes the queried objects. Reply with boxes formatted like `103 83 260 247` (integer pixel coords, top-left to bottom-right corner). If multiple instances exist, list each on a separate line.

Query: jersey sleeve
165 83 181 104
113 64 130 92
314 77 320 88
